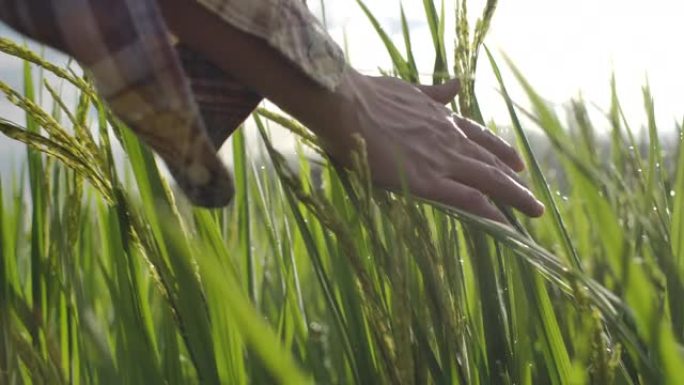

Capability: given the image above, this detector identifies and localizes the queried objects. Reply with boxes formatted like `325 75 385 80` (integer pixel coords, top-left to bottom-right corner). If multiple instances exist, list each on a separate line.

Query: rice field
1 0 683 384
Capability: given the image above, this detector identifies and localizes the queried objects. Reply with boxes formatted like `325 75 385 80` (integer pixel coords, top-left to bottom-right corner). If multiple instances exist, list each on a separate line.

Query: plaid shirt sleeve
0 0 346 207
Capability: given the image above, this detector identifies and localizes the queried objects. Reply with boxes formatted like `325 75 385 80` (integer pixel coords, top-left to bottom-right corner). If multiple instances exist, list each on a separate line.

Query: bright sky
1 0 683 176
316 0 684 133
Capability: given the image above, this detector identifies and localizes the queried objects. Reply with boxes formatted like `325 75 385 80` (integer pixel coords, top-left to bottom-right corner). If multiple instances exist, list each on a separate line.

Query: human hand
311 69 544 223
161 3 542 221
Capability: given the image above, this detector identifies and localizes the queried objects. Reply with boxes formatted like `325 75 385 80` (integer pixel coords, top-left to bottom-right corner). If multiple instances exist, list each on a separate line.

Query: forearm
158 0 353 143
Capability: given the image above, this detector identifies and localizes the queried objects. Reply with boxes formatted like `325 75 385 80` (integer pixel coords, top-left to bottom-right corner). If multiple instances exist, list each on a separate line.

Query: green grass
1 0 684 384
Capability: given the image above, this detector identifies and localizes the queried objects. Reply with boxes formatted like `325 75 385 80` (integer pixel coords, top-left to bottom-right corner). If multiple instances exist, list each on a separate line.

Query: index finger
453 115 526 172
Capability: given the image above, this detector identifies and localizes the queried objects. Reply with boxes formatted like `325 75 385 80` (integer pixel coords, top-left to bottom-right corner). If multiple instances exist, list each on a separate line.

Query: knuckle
457 138 477 156
495 158 516 177
456 115 482 131
427 152 447 172
487 166 507 183
479 148 499 165
411 167 437 192
463 188 487 206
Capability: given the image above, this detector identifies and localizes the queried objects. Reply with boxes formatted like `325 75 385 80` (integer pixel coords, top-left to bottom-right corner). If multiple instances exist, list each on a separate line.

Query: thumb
416 78 461 105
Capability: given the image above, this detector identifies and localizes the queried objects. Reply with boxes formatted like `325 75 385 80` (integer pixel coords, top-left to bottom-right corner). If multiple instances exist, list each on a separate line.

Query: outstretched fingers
445 154 545 217
421 178 508 223
459 138 527 188
453 115 526 172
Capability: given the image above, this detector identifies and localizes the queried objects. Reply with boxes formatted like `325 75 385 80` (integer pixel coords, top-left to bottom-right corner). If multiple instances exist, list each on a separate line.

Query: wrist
292 67 367 159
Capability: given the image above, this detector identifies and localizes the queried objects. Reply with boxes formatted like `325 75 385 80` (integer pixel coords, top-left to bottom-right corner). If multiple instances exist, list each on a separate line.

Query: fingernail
513 156 526 172
533 200 545 217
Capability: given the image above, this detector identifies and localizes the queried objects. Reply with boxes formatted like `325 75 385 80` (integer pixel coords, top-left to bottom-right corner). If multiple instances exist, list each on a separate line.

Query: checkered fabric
0 0 345 207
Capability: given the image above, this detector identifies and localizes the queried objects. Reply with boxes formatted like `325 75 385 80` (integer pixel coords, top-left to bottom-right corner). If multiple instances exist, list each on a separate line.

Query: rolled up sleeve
0 0 346 207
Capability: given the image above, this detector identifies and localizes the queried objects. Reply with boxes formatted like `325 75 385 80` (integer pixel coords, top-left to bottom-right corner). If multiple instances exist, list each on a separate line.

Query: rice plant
1 0 683 384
